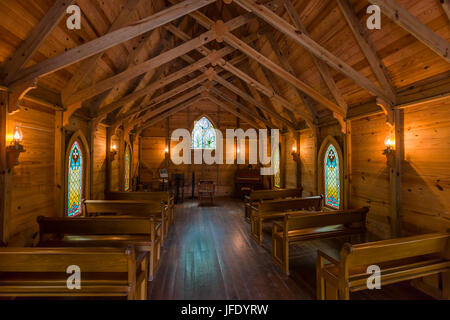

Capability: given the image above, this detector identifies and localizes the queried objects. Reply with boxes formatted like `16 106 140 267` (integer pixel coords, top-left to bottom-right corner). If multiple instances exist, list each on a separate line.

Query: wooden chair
272 207 369 275
244 188 303 222
105 191 175 225
0 246 148 299
316 233 450 300
250 196 323 244
84 199 169 243
37 215 161 281
198 180 215 203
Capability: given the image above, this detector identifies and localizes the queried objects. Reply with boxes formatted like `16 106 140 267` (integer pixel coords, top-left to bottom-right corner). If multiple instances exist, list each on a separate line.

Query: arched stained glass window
67 141 83 217
192 117 216 149
124 146 131 191
274 145 281 188
324 144 340 209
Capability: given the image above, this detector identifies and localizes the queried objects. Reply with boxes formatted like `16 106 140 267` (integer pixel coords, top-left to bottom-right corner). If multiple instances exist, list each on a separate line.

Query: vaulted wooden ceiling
0 0 449 134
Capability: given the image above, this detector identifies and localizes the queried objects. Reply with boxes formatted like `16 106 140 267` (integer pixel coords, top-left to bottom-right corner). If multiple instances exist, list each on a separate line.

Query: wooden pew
272 207 369 275
37 216 161 281
84 199 169 243
0 246 148 299
244 188 303 221
105 191 174 225
316 233 450 300
250 196 323 244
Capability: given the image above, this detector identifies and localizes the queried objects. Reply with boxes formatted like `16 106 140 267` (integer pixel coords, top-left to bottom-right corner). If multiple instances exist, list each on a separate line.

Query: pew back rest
285 207 369 231
0 247 134 273
342 233 450 267
105 191 170 203
84 200 163 216
258 196 323 214
38 216 154 236
249 188 303 202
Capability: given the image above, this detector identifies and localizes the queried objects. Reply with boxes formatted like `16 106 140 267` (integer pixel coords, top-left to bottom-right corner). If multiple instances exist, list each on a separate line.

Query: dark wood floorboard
147 198 433 300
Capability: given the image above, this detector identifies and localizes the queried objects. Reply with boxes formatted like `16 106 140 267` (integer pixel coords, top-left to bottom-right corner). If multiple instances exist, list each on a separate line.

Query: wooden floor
148 198 433 300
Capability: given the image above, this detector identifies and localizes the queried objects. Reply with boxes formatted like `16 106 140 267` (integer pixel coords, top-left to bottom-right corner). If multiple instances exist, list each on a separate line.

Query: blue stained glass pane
192 117 216 149
67 141 83 217
324 144 340 209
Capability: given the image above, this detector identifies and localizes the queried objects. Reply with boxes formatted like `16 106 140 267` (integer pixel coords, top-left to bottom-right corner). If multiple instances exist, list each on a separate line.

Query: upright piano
234 166 263 199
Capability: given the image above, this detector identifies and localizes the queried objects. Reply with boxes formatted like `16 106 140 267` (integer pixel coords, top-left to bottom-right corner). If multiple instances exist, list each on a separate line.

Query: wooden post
88 121 96 199
105 127 112 192
118 129 125 191
344 120 352 210
54 111 65 216
390 109 403 237
313 127 320 195
0 92 11 245
295 130 302 189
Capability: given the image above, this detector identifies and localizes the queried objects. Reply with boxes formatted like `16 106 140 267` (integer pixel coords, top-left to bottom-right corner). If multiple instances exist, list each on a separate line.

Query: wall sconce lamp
383 136 396 167
291 144 300 162
110 143 118 160
6 126 26 169
164 147 169 154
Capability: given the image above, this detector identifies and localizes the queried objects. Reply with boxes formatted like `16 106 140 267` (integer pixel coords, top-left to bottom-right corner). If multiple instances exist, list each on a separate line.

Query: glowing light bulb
13 126 23 143
384 136 395 149
292 145 297 153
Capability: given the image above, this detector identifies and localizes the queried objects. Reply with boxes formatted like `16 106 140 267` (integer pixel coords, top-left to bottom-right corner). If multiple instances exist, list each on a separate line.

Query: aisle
147 198 310 300
147 197 431 300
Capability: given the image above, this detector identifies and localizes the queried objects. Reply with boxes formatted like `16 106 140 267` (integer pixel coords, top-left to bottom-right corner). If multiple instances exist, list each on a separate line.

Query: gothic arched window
274 145 281 188
192 116 216 149
124 145 131 191
324 144 340 209
67 141 84 217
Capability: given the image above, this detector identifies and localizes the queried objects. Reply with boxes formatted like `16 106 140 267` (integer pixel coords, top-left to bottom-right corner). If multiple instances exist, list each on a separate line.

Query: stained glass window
274 145 281 188
324 144 340 209
67 141 83 217
124 146 131 191
192 117 216 149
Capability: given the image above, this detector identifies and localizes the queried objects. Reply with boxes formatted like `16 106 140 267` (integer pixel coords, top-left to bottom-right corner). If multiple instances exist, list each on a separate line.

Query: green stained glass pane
67 141 83 217
324 144 340 209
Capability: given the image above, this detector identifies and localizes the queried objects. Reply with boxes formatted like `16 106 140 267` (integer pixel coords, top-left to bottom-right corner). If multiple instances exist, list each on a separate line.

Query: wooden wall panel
109 134 120 192
350 113 391 239
299 128 316 196
92 124 106 199
402 97 450 234
8 107 55 246
140 99 261 196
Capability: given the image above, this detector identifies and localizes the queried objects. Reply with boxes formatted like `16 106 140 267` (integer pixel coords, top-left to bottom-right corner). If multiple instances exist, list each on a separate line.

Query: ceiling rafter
367 0 449 63
232 0 394 104
7 0 218 87
61 13 253 123
2 0 76 84
61 0 145 105
337 0 396 103
282 0 347 114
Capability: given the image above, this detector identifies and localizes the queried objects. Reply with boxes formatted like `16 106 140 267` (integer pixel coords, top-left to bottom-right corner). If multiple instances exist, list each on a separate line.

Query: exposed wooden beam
337 0 396 102
232 0 394 104
95 43 244 119
61 0 144 105
2 0 76 84
263 30 319 120
64 14 252 107
214 75 297 129
441 0 450 22
210 87 275 128
130 86 207 130
223 33 344 117
367 0 450 63
7 0 217 86
138 95 204 131
205 93 263 128
119 74 208 122
282 0 348 112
